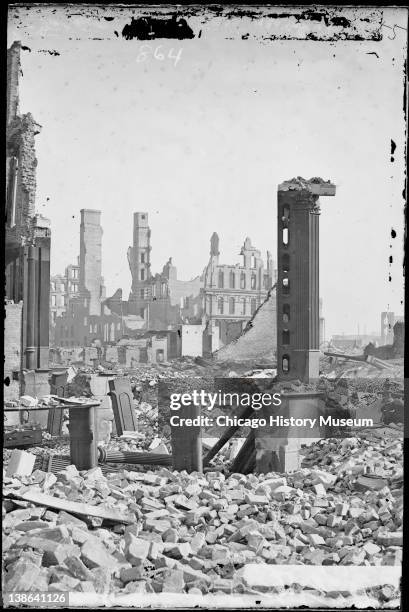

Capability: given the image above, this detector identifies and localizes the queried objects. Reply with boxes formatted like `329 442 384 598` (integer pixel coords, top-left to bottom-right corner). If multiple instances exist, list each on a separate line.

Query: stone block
5 559 41 591
6 449 36 477
81 539 123 570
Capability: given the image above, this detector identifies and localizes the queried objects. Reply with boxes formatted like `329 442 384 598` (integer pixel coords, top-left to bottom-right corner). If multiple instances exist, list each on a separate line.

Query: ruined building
50 208 279 361
380 311 404 346
202 233 276 354
52 211 203 353
5 41 51 399
125 212 203 328
50 260 80 342
52 209 116 349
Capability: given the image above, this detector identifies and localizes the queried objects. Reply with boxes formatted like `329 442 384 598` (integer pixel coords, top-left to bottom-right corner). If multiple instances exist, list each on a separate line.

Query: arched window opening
283 228 289 245
240 272 246 289
218 271 224 289
282 329 290 345
282 355 290 373
251 273 257 289
229 271 235 289
229 297 235 314
283 304 290 324
251 298 257 314
218 297 224 314
283 277 290 295
241 298 246 315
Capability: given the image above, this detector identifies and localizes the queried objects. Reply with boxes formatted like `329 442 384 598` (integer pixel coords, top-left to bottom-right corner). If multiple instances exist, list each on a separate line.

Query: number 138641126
136 45 183 67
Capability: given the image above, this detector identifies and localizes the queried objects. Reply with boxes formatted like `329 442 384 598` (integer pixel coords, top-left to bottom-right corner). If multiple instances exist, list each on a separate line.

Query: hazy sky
8 6 406 339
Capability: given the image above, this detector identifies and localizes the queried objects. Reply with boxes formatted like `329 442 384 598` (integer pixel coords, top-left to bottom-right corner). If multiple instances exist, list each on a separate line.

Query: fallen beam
4 490 134 523
324 351 395 370
202 406 255 467
230 430 255 474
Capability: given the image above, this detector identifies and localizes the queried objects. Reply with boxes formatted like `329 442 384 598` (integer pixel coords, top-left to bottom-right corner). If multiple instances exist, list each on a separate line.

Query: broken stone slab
57 510 89 529
159 568 185 593
270 485 295 501
14 536 79 566
4 558 41 591
49 573 81 591
363 542 381 556
354 476 389 492
64 555 95 581
163 542 192 559
310 470 337 488
89 567 113 593
125 534 151 565
377 531 403 547
3 507 37 529
76 581 97 593
244 492 269 505
4 490 134 523
145 518 172 533
81 538 128 571
313 483 327 497
120 566 144 584
14 520 51 532
24 525 70 542
70 526 91 546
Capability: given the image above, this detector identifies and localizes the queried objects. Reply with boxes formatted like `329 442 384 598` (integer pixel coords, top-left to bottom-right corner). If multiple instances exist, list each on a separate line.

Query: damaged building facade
202 232 276 354
5 41 51 400
124 212 203 327
49 260 80 343
51 209 281 362
51 211 203 364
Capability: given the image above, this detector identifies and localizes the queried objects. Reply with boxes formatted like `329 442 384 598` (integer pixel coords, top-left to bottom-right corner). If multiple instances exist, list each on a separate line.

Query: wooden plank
4 490 134 524
47 407 64 436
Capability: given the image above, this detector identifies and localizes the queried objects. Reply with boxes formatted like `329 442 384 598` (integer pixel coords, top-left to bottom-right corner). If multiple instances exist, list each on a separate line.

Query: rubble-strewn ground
3 356 403 606
2 424 402 606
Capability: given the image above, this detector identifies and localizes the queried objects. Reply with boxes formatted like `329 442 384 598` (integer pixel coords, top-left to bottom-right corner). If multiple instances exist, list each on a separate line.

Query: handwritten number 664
136 45 183 67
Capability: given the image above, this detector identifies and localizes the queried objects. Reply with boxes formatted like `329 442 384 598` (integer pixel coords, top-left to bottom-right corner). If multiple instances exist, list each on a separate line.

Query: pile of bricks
2 426 402 603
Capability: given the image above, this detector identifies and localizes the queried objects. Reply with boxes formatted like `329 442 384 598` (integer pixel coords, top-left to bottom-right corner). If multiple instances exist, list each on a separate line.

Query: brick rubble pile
3 428 402 604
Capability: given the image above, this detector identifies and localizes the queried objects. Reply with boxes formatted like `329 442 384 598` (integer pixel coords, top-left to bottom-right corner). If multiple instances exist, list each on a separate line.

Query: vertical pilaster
25 245 36 370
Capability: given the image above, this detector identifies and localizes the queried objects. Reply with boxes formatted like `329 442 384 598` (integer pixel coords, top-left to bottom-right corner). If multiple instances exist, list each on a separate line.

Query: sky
8 6 407 339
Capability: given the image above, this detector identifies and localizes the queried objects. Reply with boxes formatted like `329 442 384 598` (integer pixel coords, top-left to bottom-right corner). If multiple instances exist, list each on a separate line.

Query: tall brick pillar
277 178 335 382
79 209 104 316
128 212 151 300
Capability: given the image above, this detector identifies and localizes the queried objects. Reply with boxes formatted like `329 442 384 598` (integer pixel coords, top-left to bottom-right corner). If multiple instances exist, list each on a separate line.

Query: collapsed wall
364 321 404 360
213 287 277 364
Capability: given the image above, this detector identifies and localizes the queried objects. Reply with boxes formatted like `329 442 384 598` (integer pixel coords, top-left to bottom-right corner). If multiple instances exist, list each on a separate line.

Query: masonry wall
213 288 277 363
80 209 104 316
4 302 23 401
181 324 204 357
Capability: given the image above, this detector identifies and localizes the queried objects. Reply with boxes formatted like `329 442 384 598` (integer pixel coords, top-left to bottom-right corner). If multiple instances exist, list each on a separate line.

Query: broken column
256 178 336 473
276 177 336 382
170 402 202 473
